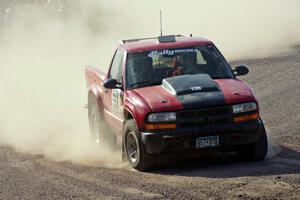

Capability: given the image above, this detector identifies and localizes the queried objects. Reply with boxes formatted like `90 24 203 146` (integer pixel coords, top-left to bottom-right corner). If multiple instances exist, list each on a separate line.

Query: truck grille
177 106 232 128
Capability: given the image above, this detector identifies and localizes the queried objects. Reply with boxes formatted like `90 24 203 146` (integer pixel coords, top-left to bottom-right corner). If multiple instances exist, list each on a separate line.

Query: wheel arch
123 109 134 121
123 103 142 130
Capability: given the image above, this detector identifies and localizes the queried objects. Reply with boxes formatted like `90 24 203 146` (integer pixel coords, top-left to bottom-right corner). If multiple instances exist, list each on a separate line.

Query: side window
196 51 208 65
109 49 124 82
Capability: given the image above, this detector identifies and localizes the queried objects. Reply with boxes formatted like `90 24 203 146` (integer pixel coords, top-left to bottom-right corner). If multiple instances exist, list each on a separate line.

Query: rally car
85 35 268 171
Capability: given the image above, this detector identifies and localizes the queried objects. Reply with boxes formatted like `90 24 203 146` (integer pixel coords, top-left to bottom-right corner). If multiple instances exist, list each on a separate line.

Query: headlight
233 102 257 114
147 112 176 122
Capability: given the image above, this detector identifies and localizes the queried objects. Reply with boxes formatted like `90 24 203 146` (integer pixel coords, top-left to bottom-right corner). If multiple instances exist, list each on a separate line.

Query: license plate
196 136 220 149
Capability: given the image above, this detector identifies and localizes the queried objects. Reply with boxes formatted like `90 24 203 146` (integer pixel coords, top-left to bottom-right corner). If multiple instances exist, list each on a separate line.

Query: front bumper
141 119 264 154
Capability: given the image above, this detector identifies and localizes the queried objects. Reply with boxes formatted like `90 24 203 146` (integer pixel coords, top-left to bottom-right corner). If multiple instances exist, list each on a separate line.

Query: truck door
103 49 125 133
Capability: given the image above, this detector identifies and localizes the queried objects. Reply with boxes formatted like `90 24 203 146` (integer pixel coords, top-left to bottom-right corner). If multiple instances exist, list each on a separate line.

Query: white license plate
196 136 220 149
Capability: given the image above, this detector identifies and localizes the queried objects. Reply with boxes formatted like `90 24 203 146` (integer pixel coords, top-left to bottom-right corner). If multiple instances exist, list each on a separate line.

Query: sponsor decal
112 89 122 115
148 48 199 57
191 86 202 92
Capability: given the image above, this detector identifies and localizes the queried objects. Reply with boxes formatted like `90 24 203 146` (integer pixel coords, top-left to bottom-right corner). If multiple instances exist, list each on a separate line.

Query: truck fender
88 84 104 115
123 102 141 129
122 103 142 161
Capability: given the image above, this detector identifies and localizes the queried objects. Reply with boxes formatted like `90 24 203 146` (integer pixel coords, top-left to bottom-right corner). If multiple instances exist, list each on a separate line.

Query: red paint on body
133 86 184 112
215 79 257 104
120 37 212 53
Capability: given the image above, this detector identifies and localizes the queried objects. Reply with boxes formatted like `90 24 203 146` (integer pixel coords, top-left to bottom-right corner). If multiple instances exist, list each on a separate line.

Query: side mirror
103 78 122 89
233 65 249 76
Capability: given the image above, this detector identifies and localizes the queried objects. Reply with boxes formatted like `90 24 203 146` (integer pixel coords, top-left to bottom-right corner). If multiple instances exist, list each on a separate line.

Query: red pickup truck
85 35 268 171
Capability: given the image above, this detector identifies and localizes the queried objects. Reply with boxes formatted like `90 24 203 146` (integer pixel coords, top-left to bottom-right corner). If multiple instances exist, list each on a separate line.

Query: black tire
124 119 156 171
88 96 116 149
238 126 268 161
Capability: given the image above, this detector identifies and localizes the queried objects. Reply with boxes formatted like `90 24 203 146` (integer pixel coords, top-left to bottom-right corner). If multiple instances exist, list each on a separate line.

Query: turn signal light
234 113 259 123
144 123 176 130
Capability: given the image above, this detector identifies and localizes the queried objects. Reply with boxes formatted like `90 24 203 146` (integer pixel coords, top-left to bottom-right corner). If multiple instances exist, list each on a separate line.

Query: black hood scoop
162 74 220 95
162 74 226 109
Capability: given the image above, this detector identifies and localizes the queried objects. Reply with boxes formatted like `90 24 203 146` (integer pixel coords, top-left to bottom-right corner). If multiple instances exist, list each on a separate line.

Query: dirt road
0 47 300 200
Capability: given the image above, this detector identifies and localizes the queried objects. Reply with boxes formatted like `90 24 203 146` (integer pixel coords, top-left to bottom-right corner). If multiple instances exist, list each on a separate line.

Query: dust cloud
0 1 122 167
265 127 281 159
0 1 299 165
102 0 300 60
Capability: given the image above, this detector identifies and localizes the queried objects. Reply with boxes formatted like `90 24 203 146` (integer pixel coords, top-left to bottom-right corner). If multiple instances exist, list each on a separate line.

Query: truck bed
85 66 106 89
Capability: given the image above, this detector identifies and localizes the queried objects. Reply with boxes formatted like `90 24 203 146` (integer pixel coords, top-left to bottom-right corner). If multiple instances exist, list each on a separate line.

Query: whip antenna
160 10 163 36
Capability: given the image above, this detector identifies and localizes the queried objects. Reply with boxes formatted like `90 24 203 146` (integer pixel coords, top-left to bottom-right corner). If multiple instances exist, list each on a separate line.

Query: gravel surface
0 47 299 200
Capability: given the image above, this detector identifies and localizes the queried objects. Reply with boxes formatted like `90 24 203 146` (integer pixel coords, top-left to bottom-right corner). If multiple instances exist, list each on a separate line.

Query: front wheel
238 126 268 161
124 119 156 171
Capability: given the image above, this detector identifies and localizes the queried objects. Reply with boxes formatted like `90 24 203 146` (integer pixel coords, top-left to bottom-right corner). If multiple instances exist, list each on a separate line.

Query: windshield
126 45 234 89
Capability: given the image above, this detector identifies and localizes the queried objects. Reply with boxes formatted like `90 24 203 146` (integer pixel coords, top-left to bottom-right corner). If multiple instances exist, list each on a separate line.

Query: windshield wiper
211 75 230 79
130 80 161 88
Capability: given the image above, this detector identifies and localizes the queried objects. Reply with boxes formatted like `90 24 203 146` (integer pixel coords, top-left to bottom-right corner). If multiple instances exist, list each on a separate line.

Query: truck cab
85 35 268 171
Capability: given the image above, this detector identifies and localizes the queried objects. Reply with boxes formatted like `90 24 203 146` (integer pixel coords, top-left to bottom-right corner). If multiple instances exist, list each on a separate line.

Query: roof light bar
120 35 184 44
158 35 176 43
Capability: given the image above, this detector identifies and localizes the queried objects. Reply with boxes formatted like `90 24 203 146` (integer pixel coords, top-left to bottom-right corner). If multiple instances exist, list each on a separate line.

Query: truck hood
133 75 256 112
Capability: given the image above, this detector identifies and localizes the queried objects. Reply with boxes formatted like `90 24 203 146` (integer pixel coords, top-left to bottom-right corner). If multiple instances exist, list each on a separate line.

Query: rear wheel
124 119 156 171
238 126 268 161
88 97 116 148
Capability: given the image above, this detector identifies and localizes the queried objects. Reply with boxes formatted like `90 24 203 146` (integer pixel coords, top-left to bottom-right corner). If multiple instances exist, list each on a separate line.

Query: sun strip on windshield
148 48 200 57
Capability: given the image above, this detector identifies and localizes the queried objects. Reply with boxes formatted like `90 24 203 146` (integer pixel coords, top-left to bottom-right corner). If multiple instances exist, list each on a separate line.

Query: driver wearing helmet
166 56 184 77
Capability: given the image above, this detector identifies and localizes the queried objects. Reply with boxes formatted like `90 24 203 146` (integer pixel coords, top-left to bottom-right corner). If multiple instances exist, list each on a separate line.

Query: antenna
160 10 163 36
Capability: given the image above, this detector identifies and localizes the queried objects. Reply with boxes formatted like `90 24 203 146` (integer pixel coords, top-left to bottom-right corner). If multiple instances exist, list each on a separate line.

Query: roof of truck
119 35 212 53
